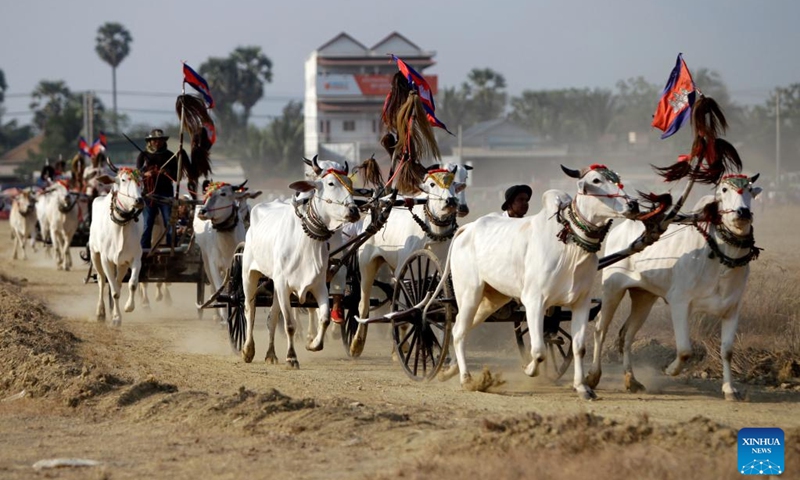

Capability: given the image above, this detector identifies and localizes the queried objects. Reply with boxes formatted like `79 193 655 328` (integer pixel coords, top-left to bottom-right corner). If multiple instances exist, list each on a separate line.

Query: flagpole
171 76 187 254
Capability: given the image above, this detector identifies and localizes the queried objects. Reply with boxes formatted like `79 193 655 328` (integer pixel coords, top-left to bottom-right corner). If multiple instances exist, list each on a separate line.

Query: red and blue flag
89 131 107 156
78 137 91 157
652 53 696 139
183 62 215 109
391 54 452 134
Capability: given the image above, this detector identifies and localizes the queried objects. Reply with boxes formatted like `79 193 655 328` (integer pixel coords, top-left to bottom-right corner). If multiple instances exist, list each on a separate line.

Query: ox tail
422 225 465 317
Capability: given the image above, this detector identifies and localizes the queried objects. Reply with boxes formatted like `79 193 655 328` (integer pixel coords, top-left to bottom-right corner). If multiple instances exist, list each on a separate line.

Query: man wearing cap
137 129 179 249
501 184 532 218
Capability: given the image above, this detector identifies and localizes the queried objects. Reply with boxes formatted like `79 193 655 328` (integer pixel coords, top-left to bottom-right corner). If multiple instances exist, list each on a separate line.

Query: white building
304 32 437 164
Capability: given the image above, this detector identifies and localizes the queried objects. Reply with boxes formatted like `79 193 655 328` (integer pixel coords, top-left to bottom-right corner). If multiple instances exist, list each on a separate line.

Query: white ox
349 164 466 357
34 188 53 257
587 173 762 401
436 164 637 399
9 189 38 260
88 167 145 326
241 158 359 367
44 181 80 270
194 181 248 322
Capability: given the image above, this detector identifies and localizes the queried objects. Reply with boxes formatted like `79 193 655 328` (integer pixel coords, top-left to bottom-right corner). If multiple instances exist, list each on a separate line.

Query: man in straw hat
501 184 532 218
137 129 179 249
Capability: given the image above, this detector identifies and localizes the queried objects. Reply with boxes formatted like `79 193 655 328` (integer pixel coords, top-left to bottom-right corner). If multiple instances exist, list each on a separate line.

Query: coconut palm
95 22 132 130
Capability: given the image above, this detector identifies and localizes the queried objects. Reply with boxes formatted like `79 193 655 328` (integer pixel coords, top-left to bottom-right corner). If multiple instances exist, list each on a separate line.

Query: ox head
440 162 472 217
14 189 35 216
198 180 248 223
715 173 761 235
561 164 638 224
419 164 465 220
290 159 359 227
112 167 145 211
303 155 349 181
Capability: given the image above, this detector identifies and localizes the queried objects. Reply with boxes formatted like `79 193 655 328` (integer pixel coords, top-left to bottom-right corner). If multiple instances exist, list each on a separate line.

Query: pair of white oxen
8 182 82 270
84 157 762 401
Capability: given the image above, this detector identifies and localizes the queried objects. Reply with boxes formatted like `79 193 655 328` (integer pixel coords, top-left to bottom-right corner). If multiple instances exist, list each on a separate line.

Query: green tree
0 68 6 104
26 80 105 168
95 22 132 130
464 68 507 124
231 46 273 123
612 76 660 135
246 101 303 176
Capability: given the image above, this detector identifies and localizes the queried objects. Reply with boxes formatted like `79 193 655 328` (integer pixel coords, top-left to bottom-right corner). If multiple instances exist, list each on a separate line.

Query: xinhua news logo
738 427 784 475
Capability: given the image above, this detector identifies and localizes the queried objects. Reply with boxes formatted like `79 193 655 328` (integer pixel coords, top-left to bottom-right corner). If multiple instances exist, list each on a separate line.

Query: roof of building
315 31 434 60
0 132 43 162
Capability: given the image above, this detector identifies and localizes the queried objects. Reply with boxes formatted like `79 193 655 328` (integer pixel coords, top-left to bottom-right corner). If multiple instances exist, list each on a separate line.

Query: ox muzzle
346 205 360 222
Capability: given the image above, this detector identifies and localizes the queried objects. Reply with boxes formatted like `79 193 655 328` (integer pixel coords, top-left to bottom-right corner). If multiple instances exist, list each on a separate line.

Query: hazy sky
2 0 799 128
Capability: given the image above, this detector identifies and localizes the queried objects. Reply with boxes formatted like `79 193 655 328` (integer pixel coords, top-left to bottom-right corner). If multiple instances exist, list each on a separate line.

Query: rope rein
409 203 458 242
109 190 143 226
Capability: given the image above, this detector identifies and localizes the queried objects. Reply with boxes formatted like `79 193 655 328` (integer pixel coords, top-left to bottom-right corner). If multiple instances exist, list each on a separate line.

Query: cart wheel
226 243 247 352
514 313 573 381
340 255 360 356
196 265 205 320
391 249 453 381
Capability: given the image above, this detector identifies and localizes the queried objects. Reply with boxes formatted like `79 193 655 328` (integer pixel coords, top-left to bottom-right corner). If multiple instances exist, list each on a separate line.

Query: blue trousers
141 201 172 249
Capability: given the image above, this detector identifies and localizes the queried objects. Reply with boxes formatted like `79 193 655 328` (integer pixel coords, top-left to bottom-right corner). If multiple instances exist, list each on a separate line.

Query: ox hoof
585 369 602 389
285 358 300 369
265 349 279 365
624 373 646 393
306 340 324 352
724 390 745 402
111 319 122 328
242 343 255 363
124 303 135 313
439 364 459 382
575 386 597 401
349 338 365 358
523 357 544 377
95 315 106 323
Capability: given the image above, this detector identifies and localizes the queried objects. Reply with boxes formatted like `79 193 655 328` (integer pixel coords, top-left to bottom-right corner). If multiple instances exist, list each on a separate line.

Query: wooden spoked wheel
390 250 453 381
339 255 361 356
226 243 247 353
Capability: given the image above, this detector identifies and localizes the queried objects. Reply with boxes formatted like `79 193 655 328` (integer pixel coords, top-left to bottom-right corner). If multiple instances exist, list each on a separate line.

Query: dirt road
0 221 798 479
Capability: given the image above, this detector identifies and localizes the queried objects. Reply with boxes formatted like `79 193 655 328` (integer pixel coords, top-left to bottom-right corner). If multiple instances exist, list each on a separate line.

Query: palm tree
231 46 273 123
95 22 132 130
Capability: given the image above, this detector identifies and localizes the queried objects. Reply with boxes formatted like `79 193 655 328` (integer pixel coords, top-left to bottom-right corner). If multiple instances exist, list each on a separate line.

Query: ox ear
454 182 467 193
749 173 760 184
751 186 762 198
289 180 318 193
247 190 262 199
561 165 581 178
302 157 313 167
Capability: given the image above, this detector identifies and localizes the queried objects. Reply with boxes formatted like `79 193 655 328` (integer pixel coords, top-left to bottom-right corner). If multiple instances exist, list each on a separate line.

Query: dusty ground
0 217 798 480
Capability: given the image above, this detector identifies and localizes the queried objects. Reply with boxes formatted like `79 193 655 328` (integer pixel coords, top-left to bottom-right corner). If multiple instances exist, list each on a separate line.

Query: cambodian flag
89 131 107 156
78 137 91 157
204 122 216 146
391 54 452 134
183 62 215 109
652 53 696 139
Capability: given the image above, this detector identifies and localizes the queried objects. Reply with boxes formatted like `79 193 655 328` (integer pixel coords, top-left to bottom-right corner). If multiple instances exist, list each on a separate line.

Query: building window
319 120 325 133
372 119 377 133
343 120 356 132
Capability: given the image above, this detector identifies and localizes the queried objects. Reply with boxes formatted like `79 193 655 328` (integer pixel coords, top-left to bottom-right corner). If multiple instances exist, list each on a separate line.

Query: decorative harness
52 180 79 214
409 169 459 242
294 168 353 242
556 164 622 253
109 168 143 226
203 182 239 232
693 175 761 268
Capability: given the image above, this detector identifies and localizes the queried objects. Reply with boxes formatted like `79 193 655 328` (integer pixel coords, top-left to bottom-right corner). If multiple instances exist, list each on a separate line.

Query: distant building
304 32 437 164
0 133 43 186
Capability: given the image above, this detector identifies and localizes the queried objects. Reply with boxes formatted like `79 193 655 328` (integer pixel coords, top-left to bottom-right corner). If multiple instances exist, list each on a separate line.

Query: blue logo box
738 427 784 475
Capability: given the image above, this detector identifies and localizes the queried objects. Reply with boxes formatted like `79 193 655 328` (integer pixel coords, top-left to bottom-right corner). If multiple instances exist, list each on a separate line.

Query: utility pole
87 91 94 141
776 90 781 188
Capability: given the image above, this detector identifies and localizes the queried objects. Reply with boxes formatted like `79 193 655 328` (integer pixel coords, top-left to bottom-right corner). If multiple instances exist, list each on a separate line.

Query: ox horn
463 164 473 170
560 165 581 179
235 179 248 191
344 161 349 175
427 164 441 171
749 173 760 184
106 156 119 173
302 157 313 167
311 155 322 175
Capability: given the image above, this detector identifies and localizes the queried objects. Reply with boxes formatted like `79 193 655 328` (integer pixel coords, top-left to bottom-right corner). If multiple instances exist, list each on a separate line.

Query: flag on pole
182 62 215 109
390 54 452 134
89 131 107 156
78 137 91 157
652 53 696 139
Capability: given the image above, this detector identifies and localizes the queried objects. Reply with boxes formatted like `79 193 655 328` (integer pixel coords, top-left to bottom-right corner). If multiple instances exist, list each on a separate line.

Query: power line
4 89 303 102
